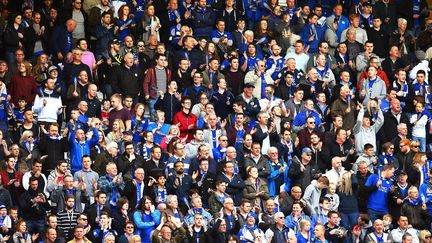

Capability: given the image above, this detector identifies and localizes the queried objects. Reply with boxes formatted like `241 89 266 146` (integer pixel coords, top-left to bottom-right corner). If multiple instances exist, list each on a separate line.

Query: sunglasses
413 145 420 148
426 236 431 239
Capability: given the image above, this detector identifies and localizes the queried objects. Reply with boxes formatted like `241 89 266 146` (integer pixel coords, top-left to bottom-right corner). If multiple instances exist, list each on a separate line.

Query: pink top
81 51 96 75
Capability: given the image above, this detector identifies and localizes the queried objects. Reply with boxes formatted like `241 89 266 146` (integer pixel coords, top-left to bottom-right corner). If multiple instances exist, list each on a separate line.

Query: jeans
147 98 157 119
5 51 15 65
412 136 426 152
367 208 386 223
26 219 45 234
340 212 359 230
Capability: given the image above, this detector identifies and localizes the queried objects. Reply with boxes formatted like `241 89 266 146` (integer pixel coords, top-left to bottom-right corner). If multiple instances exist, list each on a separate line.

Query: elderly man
264 211 295 242
244 60 274 99
97 163 125 210
324 157 344 185
267 147 288 197
366 219 389 242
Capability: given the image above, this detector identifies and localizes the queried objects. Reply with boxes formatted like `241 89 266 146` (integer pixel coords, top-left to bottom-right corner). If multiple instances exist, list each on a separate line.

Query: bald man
84 84 101 118
51 19 77 63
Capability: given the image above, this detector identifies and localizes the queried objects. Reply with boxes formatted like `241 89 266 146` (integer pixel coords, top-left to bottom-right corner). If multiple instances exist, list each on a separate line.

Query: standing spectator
50 19 77 63
110 52 143 100
20 177 50 234
97 163 125 211
173 96 197 143
50 174 88 214
8 62 37 106
364 164 395 222
133 196 161 243
32 78 63 124
69 123 99 174
288 148 321 192
3 14 25 65
57 195 80 240
143 54 171 116
0 156 24 206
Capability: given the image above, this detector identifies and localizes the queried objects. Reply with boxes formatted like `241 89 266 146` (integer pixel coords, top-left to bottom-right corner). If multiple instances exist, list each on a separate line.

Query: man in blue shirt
364 164 395 222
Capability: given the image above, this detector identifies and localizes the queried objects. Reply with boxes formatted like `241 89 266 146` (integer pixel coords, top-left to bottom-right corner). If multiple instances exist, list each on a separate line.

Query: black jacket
116 153 145 180
20 188 51 220
37 134 70 174
288 160 321 192
154 92 182 124
110 65 143 98
216 173 245 206
380 110 410 143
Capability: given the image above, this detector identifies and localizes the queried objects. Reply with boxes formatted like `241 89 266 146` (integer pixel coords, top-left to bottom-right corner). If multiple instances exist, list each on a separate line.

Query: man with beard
0 155 23 206
167 161 194 210
57 195 79 240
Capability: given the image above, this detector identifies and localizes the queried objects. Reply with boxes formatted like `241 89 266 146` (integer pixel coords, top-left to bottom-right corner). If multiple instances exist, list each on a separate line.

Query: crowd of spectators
0 0 431 242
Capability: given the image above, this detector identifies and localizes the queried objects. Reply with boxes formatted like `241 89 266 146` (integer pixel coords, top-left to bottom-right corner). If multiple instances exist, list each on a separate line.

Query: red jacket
173 110 197 143
143 66 172 99
0 169 24 202
357 69 390 91
8 74 37 105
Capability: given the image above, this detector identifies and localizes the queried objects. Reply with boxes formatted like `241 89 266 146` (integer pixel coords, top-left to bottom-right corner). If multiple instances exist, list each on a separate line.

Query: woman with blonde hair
105 119 125 145
419 229 432 243
411 140 421 153
19 130 35 163
160 125 181 151
410 152 429 187
128 235 142 243
337 171 359 231
30 53 49 86
295 219 312 243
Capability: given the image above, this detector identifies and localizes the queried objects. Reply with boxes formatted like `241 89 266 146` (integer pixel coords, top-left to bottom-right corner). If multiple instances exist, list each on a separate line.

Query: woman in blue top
296 219 313 243
133 196 161 243
116 5 136 41
131 103 149 147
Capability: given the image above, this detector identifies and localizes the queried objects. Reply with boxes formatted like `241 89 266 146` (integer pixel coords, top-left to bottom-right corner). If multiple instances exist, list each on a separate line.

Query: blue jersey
365 174 392 213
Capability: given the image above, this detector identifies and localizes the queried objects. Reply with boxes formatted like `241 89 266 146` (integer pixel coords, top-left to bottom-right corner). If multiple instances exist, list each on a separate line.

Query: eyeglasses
425 235 431 239
137 45 145 48
413 145 420 148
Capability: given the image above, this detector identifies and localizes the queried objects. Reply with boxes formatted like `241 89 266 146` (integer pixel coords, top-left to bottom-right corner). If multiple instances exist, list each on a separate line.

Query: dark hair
116 197 129 211
364 143 374 150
